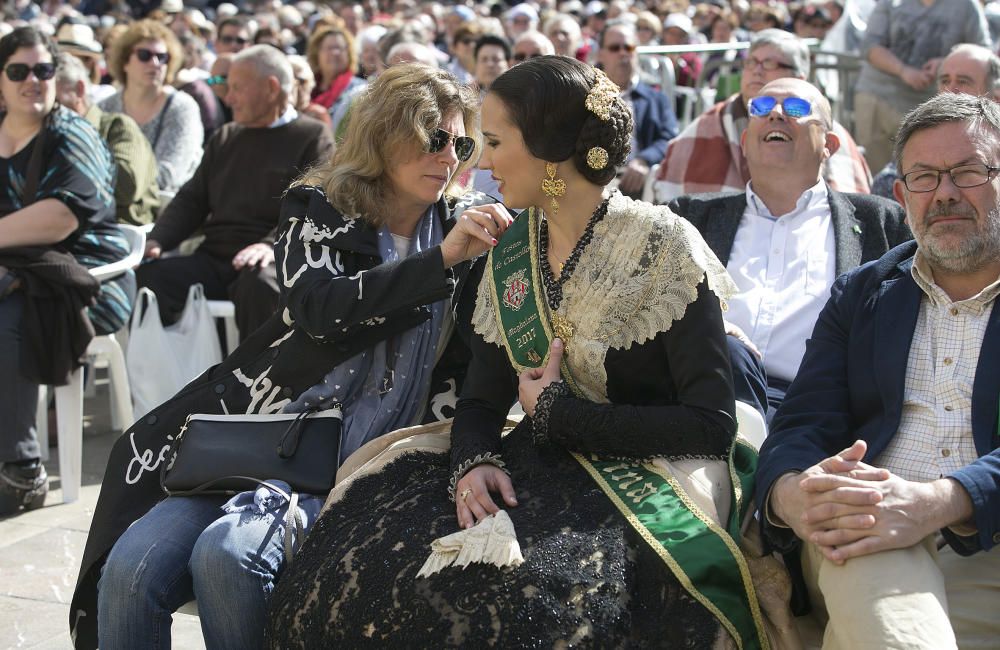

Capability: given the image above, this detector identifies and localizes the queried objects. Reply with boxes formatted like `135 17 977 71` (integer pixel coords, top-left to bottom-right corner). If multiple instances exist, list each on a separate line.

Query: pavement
0 378 206 650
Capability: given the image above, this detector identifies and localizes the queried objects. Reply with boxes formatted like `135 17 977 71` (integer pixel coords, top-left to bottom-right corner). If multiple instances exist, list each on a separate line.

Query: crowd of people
0 0 999 648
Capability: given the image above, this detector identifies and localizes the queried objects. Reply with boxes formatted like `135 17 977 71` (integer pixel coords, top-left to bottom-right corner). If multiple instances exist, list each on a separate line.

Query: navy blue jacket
757 241 1000 556
629 81 678 167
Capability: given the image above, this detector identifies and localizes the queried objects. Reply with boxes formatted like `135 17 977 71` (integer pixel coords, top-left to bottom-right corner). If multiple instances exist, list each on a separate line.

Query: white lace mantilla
473 192 736 403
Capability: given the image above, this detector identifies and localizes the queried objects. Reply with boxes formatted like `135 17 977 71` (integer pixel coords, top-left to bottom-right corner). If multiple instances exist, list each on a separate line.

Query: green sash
486 209 769 650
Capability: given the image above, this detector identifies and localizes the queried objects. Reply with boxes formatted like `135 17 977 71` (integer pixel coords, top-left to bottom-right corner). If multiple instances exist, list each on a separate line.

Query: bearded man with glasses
654 29 871 204
669 77 910 422
758 91 1000 650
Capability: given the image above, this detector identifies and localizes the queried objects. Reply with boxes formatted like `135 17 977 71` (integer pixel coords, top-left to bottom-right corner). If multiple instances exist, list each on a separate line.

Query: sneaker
0 462 48 516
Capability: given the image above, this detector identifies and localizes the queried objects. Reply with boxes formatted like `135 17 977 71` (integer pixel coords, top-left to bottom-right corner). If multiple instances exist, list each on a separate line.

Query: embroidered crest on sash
502 269 529 311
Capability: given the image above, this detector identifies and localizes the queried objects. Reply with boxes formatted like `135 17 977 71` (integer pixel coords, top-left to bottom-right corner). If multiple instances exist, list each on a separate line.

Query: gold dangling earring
541 162 567 217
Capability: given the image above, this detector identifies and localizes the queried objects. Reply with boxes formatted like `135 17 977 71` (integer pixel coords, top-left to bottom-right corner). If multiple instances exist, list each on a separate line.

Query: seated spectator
655 29 872 203
746 2 784 33
662 13 703 88
356 24 388 79
873 43 1000 201
74 62 493 650
54 21 115 103
99 19 204 195
669 78 910 419
505 3 539 42
758 93 1000 649
596 20 678 198
175 33 227 143
445 22 479 84
511 30 554 64
214 15 253 56
55 53 160 225
0 28 134 514
287 53 330 128
306 24 365 118
544 12 585 61
205 52 232 124
473 33 510 94
138 45 333 339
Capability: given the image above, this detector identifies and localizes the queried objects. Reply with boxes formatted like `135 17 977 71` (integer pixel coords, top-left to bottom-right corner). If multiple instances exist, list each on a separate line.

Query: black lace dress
266 196 739 648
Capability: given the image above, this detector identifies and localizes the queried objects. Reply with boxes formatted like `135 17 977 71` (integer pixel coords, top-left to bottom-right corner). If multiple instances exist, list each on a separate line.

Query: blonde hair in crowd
107 19 183 85
298 64 481 228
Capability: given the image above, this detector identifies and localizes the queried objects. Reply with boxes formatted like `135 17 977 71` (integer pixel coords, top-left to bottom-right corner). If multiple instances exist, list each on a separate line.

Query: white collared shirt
269 105 298 128
725 180 836 382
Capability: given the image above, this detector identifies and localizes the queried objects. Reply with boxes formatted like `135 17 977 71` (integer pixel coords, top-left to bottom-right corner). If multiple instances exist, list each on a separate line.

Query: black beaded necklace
539 197 610 310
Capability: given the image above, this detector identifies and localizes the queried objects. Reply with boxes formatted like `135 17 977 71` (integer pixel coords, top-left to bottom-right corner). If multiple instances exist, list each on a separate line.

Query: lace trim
448 453 509 502
593 453 729 465
472 192 736 404
557 192 736 403
531 381 571 446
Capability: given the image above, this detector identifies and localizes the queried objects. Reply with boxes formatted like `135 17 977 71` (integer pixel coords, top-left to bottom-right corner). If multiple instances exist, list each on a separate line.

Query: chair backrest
89 224 146 282
734 400 767 450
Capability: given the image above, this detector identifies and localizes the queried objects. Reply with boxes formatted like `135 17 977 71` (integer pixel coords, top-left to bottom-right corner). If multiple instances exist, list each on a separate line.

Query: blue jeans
97 493 313 650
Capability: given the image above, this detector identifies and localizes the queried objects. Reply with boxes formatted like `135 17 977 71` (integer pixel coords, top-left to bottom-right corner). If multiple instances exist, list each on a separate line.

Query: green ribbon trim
486 210 768 649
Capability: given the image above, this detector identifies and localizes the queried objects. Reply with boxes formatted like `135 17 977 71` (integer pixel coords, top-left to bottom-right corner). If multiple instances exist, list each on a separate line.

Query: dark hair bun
488 56 633 187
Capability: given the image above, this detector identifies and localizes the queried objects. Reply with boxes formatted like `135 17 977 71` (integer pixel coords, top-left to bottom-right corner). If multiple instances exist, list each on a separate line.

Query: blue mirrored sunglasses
747 95 813 119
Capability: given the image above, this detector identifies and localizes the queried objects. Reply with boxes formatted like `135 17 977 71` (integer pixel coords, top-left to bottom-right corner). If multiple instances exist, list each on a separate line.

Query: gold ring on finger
459 488 473 501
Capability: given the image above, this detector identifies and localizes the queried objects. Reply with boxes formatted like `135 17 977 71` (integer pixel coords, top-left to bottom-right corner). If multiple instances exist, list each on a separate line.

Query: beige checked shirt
876 252 1000 483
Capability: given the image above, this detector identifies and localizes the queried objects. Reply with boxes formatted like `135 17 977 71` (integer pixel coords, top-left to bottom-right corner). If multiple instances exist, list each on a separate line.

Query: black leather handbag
160 408 344 497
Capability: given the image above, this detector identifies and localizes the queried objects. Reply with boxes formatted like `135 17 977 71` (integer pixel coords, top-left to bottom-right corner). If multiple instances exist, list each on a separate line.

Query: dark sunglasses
427 128 475 162
3 62 56 82
205 74 228 86
219 35 249 46
747 95 813 119
134 48 170 64
512 52 543 62
605 42 636 53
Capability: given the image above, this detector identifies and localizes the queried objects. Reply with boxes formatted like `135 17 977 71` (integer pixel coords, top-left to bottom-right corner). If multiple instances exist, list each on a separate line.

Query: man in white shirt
669 78 911 420
758 91 1000 650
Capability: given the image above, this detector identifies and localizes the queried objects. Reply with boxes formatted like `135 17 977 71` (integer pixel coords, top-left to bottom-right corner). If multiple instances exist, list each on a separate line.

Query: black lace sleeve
449 316 519 495
544 278 736 459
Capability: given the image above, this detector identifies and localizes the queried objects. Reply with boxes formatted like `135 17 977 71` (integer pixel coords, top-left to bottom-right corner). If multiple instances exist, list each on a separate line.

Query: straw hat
56 23 102 56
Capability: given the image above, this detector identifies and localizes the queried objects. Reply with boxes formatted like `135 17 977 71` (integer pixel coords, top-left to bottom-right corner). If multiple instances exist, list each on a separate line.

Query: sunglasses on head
747 95 813 119
427 128 475 162
3 62 56 82
134 48 170 64
606 42 636 53
219 35 249 46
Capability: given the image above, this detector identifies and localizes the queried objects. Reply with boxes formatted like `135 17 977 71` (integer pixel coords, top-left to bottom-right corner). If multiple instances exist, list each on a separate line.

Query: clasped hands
454 339 564 529
771 439 971 565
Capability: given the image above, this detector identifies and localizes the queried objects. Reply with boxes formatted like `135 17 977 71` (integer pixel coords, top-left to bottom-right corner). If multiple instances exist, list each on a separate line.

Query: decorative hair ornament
587 146 609 170
585 68 620 121
541 162 567 216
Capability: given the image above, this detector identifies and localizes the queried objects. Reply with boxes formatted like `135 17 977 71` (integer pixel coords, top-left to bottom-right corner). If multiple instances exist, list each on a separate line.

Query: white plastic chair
36 224 145 503
207 299 239 355
734 400 767 450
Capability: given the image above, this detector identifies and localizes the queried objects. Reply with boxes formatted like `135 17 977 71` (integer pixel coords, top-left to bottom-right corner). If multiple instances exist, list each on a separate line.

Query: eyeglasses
512 51 543 62
219 35 249 46
427 128 475 162
605 42 636 53
742 56 795 72
134 48 170 64
747 95 813 119
901 163 1000 193
205 74 228 86
3 62 56 82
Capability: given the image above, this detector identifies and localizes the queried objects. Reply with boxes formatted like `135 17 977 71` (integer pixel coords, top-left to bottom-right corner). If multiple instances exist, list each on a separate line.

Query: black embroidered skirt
265 424 726 648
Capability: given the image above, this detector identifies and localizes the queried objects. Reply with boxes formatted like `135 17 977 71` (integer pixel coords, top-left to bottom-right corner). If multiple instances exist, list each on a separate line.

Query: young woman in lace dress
267 56 773 649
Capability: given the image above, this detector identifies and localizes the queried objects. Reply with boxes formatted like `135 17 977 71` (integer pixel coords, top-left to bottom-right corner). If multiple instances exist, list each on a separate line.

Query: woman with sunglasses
99 19 203 195
266 56 781 648
89 63 501 650
0 27 134 515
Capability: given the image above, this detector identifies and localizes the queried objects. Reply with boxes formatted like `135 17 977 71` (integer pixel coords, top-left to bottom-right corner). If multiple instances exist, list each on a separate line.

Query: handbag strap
151 92 175 150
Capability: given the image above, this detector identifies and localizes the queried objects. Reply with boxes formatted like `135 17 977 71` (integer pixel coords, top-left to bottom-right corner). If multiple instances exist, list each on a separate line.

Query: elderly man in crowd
139 45 333 339
474 34 510 94
854 0 990 172
597 20 678 198
873 43 1000 200
512 30 554 64
758 92 1000 650
670 78 910 419
655 29 871 204
54 53 160 226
